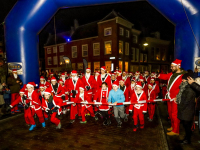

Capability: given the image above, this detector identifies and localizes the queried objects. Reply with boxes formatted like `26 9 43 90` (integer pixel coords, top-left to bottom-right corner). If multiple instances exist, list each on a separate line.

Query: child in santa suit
76 86 96 123
68 70 84 123
139 76 148 96
38 84 48 120
127 79 136 115
42 88 62 129
121 71 131 87
147 83 156 121
93 82 111 125
9 89 32 126
150 77 160 98
130 82 147 131
50 77 65 97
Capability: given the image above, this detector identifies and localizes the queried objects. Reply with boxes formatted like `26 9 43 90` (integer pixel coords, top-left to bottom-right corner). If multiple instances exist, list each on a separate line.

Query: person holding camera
7 69 23 114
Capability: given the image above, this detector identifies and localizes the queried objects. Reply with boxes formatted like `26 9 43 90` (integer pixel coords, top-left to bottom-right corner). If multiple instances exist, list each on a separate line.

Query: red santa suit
122 75 131 87
97 73 111 90
38 89 49 119
147 87 156 120
42 95 63 126
10 90 31 125
82 73 96 100
159 71 183 134
50 83 65 97
119 84 129 115
24 89 44 125
144 76 151 84
93 87 110 111
130 89 147 126
77 91 95 122
151 81 160 98
68 76 83 120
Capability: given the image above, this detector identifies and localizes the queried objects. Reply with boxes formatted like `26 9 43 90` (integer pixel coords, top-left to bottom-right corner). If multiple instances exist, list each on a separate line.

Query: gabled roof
100 10 128 22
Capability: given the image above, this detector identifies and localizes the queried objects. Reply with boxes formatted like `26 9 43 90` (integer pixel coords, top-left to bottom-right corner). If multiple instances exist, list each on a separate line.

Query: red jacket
147 89 156 102
119 85 129 102
97 74 111 90
129 90 147 112
41 96 63 115
68 78 83 101
50 83 65 97
152 83 160 97
76 92 92 108
10 95 29 107
82 75 96 95
159 72 183 99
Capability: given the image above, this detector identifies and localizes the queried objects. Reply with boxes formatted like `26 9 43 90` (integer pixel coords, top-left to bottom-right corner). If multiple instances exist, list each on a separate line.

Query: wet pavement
158 102 200 150
0 106 168 150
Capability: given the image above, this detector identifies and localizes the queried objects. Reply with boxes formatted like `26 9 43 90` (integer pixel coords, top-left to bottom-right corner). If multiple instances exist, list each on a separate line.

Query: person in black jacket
175 73 196 144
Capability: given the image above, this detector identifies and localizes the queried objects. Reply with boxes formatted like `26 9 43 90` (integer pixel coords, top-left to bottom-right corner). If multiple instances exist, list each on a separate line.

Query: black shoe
117 122 122 127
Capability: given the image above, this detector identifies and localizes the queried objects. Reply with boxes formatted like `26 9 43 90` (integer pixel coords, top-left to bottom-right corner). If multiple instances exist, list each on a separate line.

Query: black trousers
181 120 193 142
100 111 109 120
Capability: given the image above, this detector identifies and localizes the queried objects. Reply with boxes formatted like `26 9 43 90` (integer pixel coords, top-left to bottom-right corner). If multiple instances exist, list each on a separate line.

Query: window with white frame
105 41 112 54
59 55 64 65
125 42 129 55
133 35 138 43
47 48 51 54
53 47 57 53
125 30 130 38
119 27 124 36
82 44 88 57
59 45 64 52
47 57 52 65
71 46 77 58
93 43 100 56
119 41 123 54
104 27 112 36
53 56 58 65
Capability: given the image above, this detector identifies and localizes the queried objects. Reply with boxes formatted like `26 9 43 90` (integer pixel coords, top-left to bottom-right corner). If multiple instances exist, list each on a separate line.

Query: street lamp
143 43 148 46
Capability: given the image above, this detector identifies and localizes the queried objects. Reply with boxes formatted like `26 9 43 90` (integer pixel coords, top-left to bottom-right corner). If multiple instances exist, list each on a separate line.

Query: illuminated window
53 56 58 65
82 44 88 57
125 30 130 38
105 41 112 54
94 62 100 71
119 27 124 36
88 62 91 69
119 41 123 54
59 45 64 52
125 42 129 55
71 46 77 58
155 48 160 60
104 27 112 36
47 48 51 54
119 61 123 71
47 57 52 65
144 54 147 63
161 48 166 61
78 63 83 70
125 62 128 72
93 43 100 56
59 55 64 65
140 53 143 62
53 47 57 53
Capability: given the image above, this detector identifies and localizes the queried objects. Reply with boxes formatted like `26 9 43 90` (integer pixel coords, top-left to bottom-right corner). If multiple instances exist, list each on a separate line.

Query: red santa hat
95 71 100 74
71 70 77 75
58 79 63 83
50 72 54 76
79 86 85 90
101 66 106 71
51 77 57 82
139 76 144 81
135 82 143 88
145 71 149 74
40 76 45 80
47 77 51 81
129 72 133 75
135 71 140 74
171 59 182 68
151 77 155 81
39 84 45 89
123 71 127 74
151 72 155 75
119 79 125 83
26 82 35 88
112 81 119 87
12 69 17 73
44 88 52 95
148 83 153 87
118 71 122 74
131 77 135 81
61 73 65 76
19 89 25 94
86 68 91 71
111 72 115 76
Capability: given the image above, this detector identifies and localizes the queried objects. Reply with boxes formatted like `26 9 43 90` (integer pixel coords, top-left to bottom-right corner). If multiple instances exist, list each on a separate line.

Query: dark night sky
0 1 174 58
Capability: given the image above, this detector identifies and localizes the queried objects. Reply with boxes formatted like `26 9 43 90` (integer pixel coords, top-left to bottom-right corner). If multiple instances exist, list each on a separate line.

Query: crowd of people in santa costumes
8 58 198 138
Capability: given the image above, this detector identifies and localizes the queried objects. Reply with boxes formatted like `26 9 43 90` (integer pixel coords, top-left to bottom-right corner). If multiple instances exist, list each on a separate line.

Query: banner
8 62 23 75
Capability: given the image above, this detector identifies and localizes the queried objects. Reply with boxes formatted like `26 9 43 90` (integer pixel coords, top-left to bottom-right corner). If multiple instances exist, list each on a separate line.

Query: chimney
74 19 79 30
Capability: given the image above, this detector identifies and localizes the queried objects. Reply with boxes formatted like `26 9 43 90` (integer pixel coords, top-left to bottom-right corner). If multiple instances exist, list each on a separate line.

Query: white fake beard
62 77 65 81
41 91 44 96
101 74 105 78
131 83 135 88
122 76 126 80
40 81 44 84
14 74 18 79
85 73 90 79
72 76 78 81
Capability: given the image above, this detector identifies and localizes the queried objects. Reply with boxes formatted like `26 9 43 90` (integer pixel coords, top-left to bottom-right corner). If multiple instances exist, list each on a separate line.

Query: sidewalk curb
157 106 169 150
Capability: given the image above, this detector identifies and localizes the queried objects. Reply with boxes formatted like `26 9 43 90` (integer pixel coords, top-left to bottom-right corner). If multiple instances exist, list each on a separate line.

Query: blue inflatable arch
5 0 200 84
